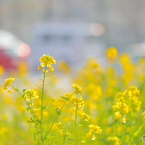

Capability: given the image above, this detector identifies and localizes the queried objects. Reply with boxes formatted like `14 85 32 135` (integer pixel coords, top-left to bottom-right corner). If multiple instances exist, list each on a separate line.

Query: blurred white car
0 29 30 70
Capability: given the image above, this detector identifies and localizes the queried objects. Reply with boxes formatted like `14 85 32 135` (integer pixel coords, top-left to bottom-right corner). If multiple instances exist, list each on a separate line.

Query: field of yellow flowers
1 47 145 145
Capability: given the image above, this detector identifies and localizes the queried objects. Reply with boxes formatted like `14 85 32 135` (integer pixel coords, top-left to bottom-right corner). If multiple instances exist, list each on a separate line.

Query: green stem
63 135 66 145
10 85 31 108
10 85 40 144
32 98 40 144
41 66 47 144
74 101 78 141
44 92 75 139
33 115 40 144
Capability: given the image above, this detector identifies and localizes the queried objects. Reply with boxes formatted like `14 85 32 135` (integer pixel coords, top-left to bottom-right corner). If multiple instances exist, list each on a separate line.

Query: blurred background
0 0 145 72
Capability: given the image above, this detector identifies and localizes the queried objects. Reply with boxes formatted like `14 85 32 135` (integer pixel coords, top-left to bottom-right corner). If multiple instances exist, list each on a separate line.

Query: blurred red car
0 30 31 71
0 48 18 70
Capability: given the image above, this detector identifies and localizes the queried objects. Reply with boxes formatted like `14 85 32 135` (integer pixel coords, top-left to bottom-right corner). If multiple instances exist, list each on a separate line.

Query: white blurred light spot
90 23 105 36
18 43 31 57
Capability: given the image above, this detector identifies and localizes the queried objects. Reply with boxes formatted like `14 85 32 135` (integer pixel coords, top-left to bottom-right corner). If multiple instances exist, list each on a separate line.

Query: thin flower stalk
44 92 75 139
40 66 47 144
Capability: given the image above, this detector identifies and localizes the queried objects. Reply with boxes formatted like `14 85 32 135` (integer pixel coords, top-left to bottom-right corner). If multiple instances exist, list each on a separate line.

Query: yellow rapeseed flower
43 69 48 73
7 90 11 94
122 117 126 123
77 110 90 121
24 89 38 101
55 122 65 135
0 65 4 76
115 111 121 118
39 54 56 69
113 86 141 121
4 77 15 90
64 92 73 99
66 132 71 136
29 108 40 116
38 65 41 70
49 65 54 72
72 84 83 95
107 136 119 143
13 87 17 91
142 111 145 116
92 135 96 140
80 140 85 144
71 96 84 110
86 124 102 139
83 113 90 121
106 46 118 63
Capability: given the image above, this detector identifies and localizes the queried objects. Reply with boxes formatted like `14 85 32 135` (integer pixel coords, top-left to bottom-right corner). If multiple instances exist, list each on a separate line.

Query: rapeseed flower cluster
113 86 141 122
23 89 38 101
106 46 118 63
69 84 90 124
72 84 83 95
71 96 84 110
55 122 64 135
29 108 40 116
77 110 90 121
107 136 120 145
2 49 145 144
3 77 15 90
55 122 71 137
119 53 134 85
64 92 72 99
38 54 56 72
86 124 102 140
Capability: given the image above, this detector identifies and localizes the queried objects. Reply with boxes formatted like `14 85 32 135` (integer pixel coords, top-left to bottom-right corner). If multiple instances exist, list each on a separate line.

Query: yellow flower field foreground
1 48 145 145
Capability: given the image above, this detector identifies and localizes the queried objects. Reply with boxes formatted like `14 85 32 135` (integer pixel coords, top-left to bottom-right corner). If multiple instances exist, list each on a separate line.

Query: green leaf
23 89 26 93
27 120 34 123
133 125 143 136
36 119 41 124
27 118 34 123
43 106 46 109
55 107 61 115
37 128 44 134
42 106 50 110
60 96 68 100
44 134 55 141
26 107 31 111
